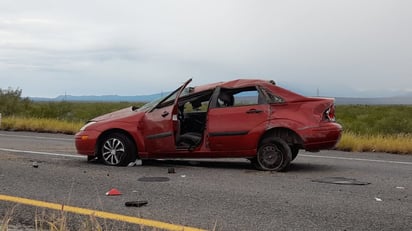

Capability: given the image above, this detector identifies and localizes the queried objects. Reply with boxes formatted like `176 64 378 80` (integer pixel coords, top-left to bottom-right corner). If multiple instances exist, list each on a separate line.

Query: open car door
142 79 192 154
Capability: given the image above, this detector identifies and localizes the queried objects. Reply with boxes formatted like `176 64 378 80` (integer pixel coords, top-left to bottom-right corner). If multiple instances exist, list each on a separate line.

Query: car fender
94 121 146 155
263 119 306 144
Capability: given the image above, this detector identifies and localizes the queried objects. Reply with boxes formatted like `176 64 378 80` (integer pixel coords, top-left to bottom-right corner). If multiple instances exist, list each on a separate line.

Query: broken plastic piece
128 159 143 167
125 200 148 207
375 197 383 202
106 188 122 196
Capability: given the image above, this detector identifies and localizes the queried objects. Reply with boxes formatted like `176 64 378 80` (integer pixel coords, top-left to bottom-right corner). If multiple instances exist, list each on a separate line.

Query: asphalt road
0 131 411 231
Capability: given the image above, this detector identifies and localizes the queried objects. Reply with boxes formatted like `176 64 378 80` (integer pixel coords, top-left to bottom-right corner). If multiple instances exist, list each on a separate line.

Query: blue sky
0 0 411 98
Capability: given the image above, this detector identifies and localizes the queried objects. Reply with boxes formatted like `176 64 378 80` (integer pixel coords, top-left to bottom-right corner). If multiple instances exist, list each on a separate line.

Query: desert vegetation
1 87 411 154
336 105 412 154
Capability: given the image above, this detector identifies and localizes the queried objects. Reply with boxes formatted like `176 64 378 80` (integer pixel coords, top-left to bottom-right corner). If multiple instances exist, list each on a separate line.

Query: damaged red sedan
75 79 342 171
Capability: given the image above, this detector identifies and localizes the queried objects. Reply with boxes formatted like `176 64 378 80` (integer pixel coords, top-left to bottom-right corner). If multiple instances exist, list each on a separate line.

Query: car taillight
324 106 336 122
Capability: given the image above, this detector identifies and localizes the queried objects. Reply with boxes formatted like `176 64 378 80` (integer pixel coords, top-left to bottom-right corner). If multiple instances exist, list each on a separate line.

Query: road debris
375 197 383 202
396 186 405 190
106 188 122 196
128 159 143 167
125 200 148 207
168 167 175 174
32 161 39 168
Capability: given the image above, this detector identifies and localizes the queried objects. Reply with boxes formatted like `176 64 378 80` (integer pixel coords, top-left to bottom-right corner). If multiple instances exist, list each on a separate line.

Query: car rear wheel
99 133 136 166
254 137 292 171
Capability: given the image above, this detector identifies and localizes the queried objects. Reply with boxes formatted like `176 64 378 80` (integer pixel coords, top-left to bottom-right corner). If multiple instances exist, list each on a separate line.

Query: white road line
300 154 412 165
0 133 72 141
0 148 84 159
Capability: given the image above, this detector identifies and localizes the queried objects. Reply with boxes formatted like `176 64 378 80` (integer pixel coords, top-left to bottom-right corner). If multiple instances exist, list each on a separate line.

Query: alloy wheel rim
102 138 125 165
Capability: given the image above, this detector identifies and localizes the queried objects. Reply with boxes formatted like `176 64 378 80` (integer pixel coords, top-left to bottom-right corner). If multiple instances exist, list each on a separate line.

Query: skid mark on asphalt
0 194 206 231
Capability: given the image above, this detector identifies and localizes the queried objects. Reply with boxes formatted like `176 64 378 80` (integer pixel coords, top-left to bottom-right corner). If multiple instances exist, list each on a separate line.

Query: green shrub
0 87 144 122
0 88 31 116
336 105 412 135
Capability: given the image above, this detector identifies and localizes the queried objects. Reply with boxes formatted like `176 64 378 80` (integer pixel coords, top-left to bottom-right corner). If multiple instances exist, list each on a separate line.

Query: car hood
92 106 141 122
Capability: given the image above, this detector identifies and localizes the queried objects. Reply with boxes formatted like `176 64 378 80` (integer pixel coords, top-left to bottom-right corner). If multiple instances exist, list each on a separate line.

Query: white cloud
0 0 411 97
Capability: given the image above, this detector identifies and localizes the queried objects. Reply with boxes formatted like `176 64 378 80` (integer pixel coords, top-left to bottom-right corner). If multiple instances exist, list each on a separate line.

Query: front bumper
74 130 99 156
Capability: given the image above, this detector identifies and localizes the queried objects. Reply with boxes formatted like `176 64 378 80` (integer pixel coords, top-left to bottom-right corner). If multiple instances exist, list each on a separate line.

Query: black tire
291 146 299 161
99 133 136 166
254 137 292 171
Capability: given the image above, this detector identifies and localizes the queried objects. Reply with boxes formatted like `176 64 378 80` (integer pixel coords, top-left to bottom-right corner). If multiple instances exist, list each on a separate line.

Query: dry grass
337 132 412 154
2 207 139 231
0 117 82 134
35 209 69 231
34 210 105 231
1 205 16 231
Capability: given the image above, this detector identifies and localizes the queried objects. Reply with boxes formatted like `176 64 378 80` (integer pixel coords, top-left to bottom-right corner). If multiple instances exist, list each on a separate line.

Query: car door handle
161 111 169 117
246 109 263 114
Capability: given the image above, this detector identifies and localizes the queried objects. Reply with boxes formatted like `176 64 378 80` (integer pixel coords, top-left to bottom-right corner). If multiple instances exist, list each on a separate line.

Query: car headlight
80 121 97 131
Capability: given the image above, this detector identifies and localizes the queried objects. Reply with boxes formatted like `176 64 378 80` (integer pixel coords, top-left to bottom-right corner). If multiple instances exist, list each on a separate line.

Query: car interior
174 86 268 149
175 90 214 149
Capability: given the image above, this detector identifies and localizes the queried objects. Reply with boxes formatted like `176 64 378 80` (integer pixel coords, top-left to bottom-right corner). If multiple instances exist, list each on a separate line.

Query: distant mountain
30 93 412 105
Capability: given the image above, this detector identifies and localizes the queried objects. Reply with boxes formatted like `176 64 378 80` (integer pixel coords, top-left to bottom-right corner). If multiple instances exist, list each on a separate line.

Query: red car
75 79 342 171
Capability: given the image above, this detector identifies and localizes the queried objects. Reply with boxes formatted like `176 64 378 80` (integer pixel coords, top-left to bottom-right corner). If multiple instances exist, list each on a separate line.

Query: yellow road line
0 194 206 231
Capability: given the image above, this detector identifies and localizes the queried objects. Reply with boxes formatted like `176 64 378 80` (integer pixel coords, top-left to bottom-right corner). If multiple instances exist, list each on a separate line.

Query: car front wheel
99 133 136 166
254 137 292 171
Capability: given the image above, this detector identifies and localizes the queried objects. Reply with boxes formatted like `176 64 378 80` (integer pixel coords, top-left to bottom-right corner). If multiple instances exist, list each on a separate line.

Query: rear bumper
300 122 342 151
74 130 99 156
